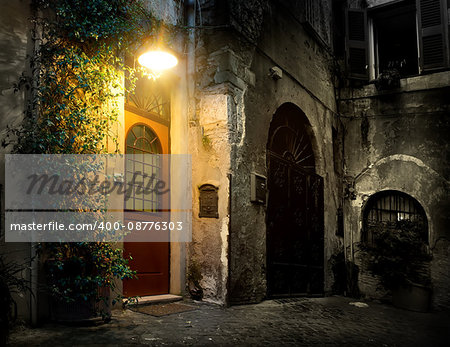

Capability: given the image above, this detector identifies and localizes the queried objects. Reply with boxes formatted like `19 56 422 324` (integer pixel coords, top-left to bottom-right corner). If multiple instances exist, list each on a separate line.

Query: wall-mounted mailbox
199 184 219 218
250 173 266 205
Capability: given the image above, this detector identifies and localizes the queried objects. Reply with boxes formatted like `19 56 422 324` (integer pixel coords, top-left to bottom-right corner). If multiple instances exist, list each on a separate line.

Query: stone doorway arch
266 103 324 297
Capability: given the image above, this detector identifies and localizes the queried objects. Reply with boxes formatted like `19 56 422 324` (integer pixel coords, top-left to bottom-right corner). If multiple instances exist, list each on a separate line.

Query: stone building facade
0 0 449 323
339 0 450 310
199 0 342 304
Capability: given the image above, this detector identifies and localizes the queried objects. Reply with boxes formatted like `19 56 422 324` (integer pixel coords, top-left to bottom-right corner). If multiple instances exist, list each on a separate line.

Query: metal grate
126 76 171 122
125 125 162 212
363 191 428 245
268 104 315 172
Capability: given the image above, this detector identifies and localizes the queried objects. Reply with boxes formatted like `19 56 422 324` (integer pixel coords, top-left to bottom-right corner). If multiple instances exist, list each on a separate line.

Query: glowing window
125 124 162 212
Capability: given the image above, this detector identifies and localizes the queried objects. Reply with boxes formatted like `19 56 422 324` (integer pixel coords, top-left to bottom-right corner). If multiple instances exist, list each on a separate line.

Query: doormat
132 302 196 317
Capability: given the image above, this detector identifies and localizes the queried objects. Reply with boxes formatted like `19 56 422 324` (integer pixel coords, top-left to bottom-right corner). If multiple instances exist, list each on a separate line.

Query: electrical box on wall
250 173 267 205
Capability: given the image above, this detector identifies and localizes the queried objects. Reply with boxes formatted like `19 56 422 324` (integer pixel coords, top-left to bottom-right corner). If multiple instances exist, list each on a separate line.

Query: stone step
123 294 183 307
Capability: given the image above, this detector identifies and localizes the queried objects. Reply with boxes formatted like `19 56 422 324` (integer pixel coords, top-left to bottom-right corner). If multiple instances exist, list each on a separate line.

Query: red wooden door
123 109 170 297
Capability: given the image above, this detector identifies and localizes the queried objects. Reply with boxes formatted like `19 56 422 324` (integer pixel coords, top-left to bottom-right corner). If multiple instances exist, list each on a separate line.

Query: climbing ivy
7 0 169 154
5 0 176 312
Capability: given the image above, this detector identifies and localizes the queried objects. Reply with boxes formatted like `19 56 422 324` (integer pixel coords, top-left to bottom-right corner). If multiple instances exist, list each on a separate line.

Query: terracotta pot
392 283 431 312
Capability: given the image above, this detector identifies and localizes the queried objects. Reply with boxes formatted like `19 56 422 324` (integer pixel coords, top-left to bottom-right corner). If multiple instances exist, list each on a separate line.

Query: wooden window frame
346 0 449 80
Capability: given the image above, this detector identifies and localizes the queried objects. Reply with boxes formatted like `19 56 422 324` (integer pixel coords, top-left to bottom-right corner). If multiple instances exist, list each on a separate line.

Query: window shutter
417 0 449 71
345 8 368 80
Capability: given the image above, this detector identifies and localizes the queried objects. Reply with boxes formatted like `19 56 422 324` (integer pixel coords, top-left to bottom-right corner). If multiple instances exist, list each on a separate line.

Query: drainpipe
226 173 232 306
186 0 196 123
184 0 196 292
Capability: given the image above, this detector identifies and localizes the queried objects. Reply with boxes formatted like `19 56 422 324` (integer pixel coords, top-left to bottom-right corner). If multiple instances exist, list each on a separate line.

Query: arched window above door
268 103 315 172
125 66 171 123
126 124 162 155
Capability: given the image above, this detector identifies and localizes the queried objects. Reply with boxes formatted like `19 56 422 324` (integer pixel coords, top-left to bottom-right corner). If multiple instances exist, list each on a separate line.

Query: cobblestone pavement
9 296 450 346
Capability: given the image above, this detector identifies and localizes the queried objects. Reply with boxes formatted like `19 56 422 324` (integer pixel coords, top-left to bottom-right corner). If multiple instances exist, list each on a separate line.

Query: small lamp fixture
269 66 282 80
137 47 178 80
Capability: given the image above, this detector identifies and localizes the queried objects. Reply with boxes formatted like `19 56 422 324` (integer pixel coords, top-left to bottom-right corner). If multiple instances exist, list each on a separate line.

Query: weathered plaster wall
0 0 32 321
143 0 183 25
340 72 450 310
188 88 232 304
186 0 267 304
189 0 342 304
0 0 30 165
277 0 333 46
221 1 341 304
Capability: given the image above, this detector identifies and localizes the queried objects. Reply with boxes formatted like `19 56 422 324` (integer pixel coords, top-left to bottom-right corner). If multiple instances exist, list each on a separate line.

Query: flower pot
392 282 431 312
50 287 111 323
374 69 401 91
51 297 97 322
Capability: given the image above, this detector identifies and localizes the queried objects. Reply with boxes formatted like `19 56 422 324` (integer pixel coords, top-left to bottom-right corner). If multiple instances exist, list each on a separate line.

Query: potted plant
43 242 135 322
374 68 401 91
359 220 432 312
374 59 406 91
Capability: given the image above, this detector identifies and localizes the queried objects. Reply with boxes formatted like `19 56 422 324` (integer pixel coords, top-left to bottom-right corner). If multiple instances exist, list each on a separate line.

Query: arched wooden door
266 103 324 297
123 108 170 297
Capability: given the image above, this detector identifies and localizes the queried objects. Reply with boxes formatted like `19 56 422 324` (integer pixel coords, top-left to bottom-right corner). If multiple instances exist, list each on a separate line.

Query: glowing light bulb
138 50 178 79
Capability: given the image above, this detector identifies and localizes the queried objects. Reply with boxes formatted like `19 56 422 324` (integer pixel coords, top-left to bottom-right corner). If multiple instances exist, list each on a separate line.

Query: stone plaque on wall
199 184 219 218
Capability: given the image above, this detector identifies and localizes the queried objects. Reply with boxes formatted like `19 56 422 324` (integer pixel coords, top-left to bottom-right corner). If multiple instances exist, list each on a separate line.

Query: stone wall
340 72 450 310
0 0 33 321
0 0 30 168
215 1 340 304
189 0 342 304
144 0 183 25
188 88 232 304
4 0 447 315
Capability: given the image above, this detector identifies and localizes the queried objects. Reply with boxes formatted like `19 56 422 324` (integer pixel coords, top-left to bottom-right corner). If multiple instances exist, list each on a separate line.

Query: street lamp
137 48 178 79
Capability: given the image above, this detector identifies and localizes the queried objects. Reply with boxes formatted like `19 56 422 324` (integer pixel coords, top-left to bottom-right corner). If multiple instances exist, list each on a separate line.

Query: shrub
359 220 431 291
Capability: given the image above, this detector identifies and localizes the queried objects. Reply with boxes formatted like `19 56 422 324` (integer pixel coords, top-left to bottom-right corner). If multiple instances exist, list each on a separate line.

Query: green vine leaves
2 0 180 306
6 0 178 154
